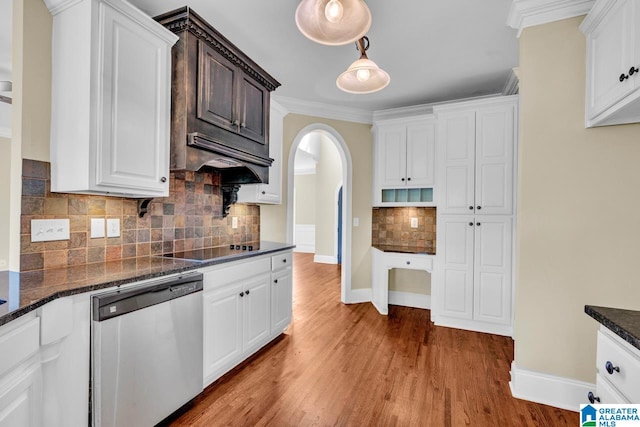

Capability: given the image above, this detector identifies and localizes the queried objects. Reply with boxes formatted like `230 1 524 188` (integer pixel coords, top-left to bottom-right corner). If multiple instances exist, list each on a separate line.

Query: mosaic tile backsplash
20 159 259 271
371 207 436 252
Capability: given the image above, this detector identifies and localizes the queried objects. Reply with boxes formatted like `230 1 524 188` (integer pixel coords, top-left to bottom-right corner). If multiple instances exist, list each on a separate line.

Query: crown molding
372 104 435 123
502 68 520 96
271 95 373 124
507 0 595 37
0 127 11 139
579 0 618 33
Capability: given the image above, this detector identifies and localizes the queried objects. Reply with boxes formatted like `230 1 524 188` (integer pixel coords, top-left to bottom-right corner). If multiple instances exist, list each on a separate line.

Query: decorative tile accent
371 207 436 252
20 159 260 271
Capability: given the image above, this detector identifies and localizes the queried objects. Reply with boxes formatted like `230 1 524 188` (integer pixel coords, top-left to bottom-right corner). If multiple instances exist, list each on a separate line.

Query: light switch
31 219 70 242
107 219 120 238
232 217 238 229
410 217 418 228
91 218 105 238
353 218 359 227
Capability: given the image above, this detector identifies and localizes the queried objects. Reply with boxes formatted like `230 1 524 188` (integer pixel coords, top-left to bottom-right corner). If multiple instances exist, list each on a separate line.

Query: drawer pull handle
239 292 245 297
620 73 629 82
246 289 250 295
630 66 639 76
274 279 278 284
605 361 620 375
587 391 600 404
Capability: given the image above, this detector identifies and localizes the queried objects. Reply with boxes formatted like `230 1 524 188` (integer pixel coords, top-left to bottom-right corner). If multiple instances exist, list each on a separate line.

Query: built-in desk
371 246 435 315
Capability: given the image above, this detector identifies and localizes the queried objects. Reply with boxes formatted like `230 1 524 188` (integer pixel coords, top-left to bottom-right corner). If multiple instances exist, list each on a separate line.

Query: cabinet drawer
0 316 40 378
595 374 630 404
271 252 292 271
596 329 640 402
203 258 271 289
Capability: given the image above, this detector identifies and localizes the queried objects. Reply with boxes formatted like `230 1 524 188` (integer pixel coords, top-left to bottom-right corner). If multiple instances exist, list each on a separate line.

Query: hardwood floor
170 253 577 426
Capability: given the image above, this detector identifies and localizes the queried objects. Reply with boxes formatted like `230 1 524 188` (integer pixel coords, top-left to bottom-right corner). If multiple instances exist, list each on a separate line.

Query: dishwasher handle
92 273 203 322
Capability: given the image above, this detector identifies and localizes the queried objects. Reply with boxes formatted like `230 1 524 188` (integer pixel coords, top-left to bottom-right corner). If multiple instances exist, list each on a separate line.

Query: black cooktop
163 244 259 262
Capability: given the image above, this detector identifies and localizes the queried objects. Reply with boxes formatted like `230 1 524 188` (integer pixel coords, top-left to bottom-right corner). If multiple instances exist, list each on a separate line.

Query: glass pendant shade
336 56 390 94
295 0 372 46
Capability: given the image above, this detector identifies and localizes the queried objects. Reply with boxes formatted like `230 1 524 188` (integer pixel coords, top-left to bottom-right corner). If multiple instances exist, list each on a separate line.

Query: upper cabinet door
96 3 170 194
238 75 269 145
438 111 476 214
406 121 436 187
475 105 514 215
377 125 408 187
197 42 239 134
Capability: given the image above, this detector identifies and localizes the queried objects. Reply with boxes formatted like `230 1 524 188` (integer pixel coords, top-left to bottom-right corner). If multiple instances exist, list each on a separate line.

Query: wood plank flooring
169 253 577 426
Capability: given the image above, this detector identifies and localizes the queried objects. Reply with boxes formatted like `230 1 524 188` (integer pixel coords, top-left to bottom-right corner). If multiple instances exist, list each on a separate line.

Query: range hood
156 7 281 190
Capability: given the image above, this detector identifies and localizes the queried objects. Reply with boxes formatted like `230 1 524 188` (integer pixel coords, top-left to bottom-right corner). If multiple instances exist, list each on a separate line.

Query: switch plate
107 219 120 238
353 218 359 227
232 217 238 229
410 217 418 228
91 218 105 238
31 219 70 242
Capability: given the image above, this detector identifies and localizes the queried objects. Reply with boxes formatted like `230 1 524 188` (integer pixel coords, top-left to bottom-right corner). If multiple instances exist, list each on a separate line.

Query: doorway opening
287 124 353 303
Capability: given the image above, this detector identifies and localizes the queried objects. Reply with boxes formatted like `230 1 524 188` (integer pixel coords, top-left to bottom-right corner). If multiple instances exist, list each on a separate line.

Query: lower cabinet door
242 273 271 354
0 360 42 427
203 282 244 384
271 269 292 333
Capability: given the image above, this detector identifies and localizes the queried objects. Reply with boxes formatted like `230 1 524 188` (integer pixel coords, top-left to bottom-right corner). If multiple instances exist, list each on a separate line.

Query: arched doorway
286 124 353 304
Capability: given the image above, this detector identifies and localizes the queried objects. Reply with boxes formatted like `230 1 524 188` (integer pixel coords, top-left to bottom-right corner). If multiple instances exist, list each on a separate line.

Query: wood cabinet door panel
197 42 238 132
239 76 268 144
243 274 271 353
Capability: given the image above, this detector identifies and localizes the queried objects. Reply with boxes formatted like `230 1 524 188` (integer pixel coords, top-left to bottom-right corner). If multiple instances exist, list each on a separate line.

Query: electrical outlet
410 217 418 228
31 219 70 242
107 219 120 238
91 218 105 238
232 217 238 229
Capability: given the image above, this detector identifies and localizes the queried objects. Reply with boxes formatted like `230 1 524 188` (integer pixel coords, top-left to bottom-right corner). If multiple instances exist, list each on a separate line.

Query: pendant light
295 0 372 46
336 37 390 94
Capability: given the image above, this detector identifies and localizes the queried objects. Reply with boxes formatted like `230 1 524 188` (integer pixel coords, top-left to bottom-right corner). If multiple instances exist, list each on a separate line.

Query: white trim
432 315 513 337
313 255 337 264
294 167 316 176
293 224 315 253
502 68 520 96
388 291 431 310
509 362 593 412
433 95 519 115
0 127 10 139
334 182 343 264
286 124 353 304
345 288 371 304
272 95 373 125
507 0 595 37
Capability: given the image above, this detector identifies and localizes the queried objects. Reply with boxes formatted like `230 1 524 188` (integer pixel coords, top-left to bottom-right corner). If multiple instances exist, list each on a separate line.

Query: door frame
286 124 353 304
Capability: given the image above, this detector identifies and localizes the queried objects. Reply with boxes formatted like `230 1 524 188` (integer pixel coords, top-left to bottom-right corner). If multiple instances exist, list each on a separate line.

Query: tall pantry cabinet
432 96 518 336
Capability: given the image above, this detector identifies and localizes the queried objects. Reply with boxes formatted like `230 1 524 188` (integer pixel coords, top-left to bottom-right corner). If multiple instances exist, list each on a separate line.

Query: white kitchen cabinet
434 215 513 335
437 100 516 215
201 249 293 387
372 117 436 206
237 101 287 204
581 0 640 127
45 0 178 197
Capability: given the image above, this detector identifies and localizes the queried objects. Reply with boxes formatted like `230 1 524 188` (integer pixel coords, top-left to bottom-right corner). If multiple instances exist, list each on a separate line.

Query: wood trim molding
510 362 594 411
272 95 373 125
507 0 596 37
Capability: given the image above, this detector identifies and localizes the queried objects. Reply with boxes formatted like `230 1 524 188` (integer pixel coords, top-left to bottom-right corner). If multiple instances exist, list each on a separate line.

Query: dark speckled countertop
372 244 435 255
0 241 294 327
585 305 640 351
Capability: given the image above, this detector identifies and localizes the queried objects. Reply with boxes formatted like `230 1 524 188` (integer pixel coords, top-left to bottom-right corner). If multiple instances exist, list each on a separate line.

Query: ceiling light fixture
295 0 372 46
336 37 390 94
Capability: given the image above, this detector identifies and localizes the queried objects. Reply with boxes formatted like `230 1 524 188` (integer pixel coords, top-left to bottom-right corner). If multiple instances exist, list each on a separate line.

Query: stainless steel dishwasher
91 273 204 427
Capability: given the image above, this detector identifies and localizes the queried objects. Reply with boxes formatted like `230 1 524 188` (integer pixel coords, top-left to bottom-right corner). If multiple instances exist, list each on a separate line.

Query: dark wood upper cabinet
155 7 280 182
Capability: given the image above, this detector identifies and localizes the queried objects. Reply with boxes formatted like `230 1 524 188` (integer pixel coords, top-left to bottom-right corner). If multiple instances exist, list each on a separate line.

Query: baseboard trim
293 245 314 253
388 291 431 309
314 255 337 264
509 362 593 412
432 315 513 337
346 288 371 304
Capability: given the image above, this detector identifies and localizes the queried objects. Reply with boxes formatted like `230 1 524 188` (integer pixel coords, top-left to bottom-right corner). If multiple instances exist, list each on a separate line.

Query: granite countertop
585 305 640 351
0 241 294 327
372 244 436 255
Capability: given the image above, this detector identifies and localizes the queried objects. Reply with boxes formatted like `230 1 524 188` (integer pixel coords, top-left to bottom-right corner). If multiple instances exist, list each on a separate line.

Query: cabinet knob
274 279 278 284
476 206 481 210
630 66 639 76
406 261 410 265
283 259 287 263
469 222 474 226
476 222 481 226
401 178 405 181
587 391 600 404
407 177 411 181
469 206 474 210
605 361 620 375
233 119 240 126
262 191 266 195
241 122 246 128
246 289 250 295
160 176 167 183
620 73 629 82
239 291 245 297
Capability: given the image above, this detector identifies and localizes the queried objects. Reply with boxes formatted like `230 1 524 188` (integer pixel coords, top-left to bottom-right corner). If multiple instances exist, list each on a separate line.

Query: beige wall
389 269 431 294
294 173 316 225
314 138 341 258
261 113 373 290
516 16 640 382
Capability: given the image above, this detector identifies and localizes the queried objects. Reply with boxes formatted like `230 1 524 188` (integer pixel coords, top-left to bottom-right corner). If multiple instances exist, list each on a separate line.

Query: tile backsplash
20 159 259 271
371 207 436 252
